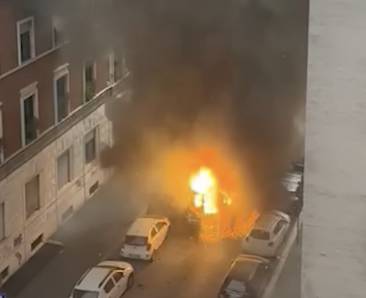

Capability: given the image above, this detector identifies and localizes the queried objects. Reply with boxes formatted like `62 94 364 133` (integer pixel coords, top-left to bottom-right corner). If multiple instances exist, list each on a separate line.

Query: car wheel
127 273 135 289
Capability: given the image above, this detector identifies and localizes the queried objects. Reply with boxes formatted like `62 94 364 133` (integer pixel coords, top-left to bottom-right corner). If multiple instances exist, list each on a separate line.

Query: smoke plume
108 0 307 207
24 0 308 207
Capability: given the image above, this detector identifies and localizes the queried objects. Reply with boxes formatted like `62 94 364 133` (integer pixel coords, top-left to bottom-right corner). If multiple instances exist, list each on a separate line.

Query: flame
190 167 218 214
188 166 259 243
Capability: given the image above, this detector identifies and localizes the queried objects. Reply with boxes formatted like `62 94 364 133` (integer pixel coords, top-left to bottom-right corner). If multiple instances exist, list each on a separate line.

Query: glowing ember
190 167 218 214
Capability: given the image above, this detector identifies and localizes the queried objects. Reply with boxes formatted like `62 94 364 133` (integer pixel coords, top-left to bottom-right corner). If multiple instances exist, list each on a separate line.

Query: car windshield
73 289 99 298
125 235 148 246
250 229 270 240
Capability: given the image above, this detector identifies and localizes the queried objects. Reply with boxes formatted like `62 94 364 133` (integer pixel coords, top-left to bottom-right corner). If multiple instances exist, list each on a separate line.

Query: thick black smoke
110 0 308 204
24 0 308 205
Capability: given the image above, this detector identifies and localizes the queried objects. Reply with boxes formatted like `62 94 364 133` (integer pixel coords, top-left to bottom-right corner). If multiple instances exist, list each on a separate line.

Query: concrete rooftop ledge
304 0 366 297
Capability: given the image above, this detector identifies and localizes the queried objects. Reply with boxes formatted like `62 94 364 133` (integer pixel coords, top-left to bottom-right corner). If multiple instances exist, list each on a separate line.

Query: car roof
75 266 112 292
75 261 130 292
229 255 268 281
142 214 167 221
127 217 160 236
253 211 285 232
235 254 270 264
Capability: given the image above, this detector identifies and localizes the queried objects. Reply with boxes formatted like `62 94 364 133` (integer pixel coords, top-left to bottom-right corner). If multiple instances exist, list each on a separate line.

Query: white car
70 260 134 298
120 215 170 261
241 210 290 257
282 172 302 193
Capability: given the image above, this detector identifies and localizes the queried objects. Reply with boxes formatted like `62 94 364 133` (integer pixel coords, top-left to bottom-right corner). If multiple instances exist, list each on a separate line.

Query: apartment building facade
0 2 128 283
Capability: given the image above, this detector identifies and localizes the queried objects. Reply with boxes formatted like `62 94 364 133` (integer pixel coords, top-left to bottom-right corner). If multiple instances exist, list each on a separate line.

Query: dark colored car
218 255 271 298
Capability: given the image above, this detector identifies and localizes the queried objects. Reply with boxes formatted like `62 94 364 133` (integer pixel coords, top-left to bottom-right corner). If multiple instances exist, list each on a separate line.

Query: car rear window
230 261 259 280
125 235 148 246
250 229 270 240
73 289 99 298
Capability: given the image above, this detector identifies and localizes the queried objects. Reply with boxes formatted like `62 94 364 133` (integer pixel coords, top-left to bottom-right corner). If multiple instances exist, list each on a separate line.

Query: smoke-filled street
2 179 301 298
0 0 307 297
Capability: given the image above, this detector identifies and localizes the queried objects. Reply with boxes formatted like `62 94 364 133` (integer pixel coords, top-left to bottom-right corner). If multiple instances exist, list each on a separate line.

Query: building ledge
0 75 131 182
0 43 67 81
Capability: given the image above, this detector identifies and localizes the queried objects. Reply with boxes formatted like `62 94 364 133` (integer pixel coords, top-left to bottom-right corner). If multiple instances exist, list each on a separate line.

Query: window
273 220 286 235
14 234 23 247
156 222 166 232
57 149 71 189
0 266 9 281
17 17 35 65
54 66 70 123
113 271 123 283
20 84 39 146
25 175 40 219
103 279 115 294
84 129 97 164
31 234 43 251
109 52 124 83
72 290 98 298
0 203 5 241
124 236 147 246
250 229 270 240
89 181 99 196
52 16 65 47
151 227 157 238
83 61 96 102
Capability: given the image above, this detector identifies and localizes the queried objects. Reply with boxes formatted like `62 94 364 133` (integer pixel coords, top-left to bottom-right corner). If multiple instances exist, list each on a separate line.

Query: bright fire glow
188 165 259 243
190 167 218 214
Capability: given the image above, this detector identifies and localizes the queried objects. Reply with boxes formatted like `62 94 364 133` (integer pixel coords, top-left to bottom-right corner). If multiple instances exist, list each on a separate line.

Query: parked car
282 172 302 193
70 260 134 298
241 210 290 257
120 215 170 261
218 254 271 298
281 171 304 216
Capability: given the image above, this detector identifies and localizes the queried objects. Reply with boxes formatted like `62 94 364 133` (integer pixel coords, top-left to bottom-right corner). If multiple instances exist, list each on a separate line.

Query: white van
120 215 170 261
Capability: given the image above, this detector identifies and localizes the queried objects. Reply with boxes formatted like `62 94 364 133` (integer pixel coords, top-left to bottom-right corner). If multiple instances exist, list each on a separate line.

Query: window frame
108 52 115 84
25 174 41 220
103 278 115 294
20 82 39 147
52 16 65 48
150 227 158 238
84 127 98 164
53 64 70 124
16 16 36 65
57 148 73 190
83 61 97 102
273 220 287 235
112 271 124 283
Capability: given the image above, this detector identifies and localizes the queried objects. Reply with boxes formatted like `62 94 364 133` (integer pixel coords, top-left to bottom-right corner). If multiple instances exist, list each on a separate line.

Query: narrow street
1 177 301 298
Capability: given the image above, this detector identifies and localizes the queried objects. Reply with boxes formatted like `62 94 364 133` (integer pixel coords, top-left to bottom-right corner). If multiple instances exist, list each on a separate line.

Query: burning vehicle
185 167 258 243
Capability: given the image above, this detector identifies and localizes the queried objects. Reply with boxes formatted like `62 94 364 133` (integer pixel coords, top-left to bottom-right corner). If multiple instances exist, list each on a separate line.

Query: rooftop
127 217 159 236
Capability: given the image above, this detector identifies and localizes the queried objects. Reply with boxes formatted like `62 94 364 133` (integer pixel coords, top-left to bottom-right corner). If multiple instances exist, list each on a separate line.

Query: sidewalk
1 177 146 298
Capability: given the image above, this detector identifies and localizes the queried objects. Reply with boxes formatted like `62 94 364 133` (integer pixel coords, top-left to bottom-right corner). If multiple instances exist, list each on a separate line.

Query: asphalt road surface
2 179 301 298
123 225 241 298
